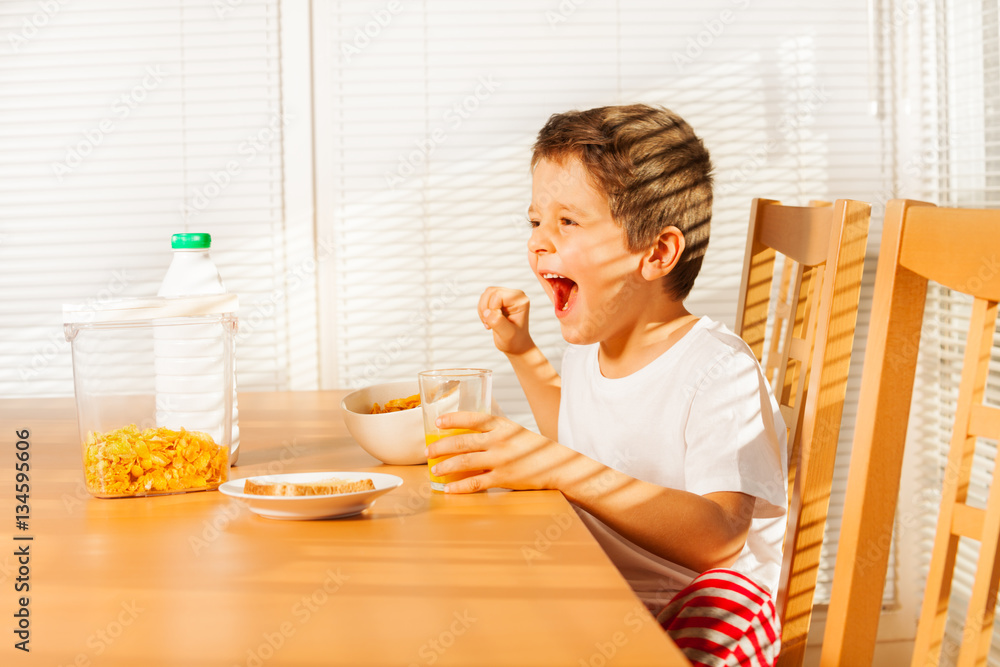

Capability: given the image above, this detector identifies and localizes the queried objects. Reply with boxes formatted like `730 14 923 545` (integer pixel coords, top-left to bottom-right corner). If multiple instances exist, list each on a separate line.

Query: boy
426 104 787 610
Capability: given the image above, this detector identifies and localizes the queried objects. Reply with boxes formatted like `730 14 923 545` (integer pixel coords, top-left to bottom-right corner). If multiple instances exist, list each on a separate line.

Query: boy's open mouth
541 273 578 313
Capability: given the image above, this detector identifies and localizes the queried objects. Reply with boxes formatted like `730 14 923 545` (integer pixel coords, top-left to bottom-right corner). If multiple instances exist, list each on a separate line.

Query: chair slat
957 441 1000 666
776 261 806 412
950 503 985 539
736 199 780 363
968 403 1000 439
788 337 809 364
758 205 835 266
779 404 796 427
900 207 1000 301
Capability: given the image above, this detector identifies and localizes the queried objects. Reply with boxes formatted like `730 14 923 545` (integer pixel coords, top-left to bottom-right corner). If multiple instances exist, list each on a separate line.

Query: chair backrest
821 199 1000 667
734 198 871 666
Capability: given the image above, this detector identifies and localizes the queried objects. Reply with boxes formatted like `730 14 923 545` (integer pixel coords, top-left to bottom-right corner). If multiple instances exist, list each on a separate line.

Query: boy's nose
527 225 553 254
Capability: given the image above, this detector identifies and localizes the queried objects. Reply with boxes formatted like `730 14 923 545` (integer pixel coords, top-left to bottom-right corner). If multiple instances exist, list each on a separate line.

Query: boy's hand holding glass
424 411 576 494
418 368 493 491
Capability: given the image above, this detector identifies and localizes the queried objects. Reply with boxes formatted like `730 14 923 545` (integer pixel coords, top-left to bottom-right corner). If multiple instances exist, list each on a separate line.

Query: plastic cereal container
63 294 238 498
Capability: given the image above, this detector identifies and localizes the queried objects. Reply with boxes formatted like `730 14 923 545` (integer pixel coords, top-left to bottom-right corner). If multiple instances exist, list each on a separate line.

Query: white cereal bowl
341 380 427 465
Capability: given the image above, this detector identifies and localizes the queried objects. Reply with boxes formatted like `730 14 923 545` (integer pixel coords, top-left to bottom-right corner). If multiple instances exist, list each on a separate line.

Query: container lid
63 293 239 324
171 232 212 249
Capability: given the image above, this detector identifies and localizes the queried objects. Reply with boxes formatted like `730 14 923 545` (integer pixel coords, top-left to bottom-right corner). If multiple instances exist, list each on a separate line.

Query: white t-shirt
557 316 788 609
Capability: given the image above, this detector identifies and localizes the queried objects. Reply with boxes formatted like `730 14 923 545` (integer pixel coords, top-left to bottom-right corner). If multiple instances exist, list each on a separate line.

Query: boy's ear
640 226 686 281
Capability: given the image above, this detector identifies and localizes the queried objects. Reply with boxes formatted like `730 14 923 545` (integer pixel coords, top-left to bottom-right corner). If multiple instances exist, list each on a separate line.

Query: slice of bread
243 477 375 497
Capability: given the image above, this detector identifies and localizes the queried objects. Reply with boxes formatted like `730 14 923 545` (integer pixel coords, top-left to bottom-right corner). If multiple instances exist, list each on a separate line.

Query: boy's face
527 157 647 345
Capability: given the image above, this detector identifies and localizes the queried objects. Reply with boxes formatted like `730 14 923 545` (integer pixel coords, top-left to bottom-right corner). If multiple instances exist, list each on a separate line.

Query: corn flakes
370 394 420 414
83 424 229 498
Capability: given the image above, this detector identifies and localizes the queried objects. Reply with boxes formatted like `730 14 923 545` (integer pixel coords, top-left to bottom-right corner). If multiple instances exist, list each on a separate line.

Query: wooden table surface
0 391 686 667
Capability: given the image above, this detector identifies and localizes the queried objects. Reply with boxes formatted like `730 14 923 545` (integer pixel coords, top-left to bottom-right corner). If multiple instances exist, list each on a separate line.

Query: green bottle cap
171 233 212 249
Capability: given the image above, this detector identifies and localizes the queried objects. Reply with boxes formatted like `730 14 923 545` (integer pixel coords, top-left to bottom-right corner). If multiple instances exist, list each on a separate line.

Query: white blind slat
0 0 310 397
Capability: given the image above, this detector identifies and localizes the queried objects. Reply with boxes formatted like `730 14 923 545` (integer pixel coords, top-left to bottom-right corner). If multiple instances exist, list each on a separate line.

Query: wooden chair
735 198 871 666
821 199 1000 666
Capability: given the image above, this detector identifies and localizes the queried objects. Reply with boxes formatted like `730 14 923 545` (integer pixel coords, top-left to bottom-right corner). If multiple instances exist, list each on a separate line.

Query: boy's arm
432 332 779 572
503 346 560 440
426 414 755 572
479 287 560 439
556 457 755 572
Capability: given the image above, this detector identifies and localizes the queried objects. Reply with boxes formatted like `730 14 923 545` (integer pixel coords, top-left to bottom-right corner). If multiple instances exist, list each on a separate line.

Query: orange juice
426 429 478 489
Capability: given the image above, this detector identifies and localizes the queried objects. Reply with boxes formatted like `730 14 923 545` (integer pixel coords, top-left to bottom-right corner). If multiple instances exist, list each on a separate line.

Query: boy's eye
560 217 578 226
527 219 540 228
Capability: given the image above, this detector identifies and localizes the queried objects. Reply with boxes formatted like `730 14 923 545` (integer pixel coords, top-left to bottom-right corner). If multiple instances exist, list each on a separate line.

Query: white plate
218 471 403 520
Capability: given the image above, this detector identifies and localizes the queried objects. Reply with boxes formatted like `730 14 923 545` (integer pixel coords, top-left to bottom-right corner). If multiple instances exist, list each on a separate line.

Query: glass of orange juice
417 368 492 491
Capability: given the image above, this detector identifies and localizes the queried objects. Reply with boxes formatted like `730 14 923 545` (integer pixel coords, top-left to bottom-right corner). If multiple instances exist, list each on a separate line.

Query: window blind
894 0 1000 662
313 0 886 437
0 0 315 397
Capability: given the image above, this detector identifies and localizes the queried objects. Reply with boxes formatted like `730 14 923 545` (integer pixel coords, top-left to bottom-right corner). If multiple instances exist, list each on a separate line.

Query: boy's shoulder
690 317 756 356
680 317 769 396
668 316 759 368
563 316 760 381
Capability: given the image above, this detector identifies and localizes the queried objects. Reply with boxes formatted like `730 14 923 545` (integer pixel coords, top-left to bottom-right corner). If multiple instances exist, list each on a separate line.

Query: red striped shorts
656 569 781 667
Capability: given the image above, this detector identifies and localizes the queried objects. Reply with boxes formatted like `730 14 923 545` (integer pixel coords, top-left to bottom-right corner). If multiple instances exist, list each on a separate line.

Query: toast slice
243 477 375 497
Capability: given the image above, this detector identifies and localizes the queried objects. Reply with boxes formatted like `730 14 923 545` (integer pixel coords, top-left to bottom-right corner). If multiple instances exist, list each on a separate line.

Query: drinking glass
417 368 492 491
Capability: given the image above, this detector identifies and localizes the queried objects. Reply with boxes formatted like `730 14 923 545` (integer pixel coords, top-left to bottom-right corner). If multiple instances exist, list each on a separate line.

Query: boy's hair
531 104 713 301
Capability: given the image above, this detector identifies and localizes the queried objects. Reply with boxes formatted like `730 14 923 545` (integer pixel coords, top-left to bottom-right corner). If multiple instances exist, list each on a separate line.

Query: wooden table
0 392 686 666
